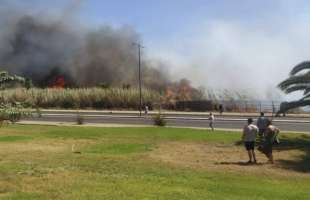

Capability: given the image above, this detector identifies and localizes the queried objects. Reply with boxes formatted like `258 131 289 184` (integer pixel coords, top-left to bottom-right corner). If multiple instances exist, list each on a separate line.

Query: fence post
272 101 275 118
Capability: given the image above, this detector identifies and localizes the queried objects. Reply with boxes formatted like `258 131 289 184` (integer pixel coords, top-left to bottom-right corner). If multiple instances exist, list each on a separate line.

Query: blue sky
8 0 310 44
11 0 306 43
4 0 310 99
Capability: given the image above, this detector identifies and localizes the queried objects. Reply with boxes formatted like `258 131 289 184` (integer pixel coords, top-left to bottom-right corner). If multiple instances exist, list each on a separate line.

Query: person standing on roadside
208 112 215 131
257 112 268 137
219 104 224 115
242 118 258 164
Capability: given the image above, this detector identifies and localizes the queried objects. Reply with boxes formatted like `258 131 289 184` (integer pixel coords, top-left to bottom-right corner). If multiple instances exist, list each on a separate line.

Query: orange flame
51 76 65 89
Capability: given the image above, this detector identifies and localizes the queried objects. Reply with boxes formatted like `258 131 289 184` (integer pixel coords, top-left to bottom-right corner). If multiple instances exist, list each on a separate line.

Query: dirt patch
0 139 98 155
149 142 310 177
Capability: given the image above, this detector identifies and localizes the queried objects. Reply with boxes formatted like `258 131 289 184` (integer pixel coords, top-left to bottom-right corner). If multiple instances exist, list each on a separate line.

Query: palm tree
278 61 310 114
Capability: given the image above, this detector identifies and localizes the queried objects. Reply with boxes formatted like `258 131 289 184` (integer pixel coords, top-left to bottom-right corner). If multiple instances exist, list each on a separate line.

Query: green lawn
0 125 309 200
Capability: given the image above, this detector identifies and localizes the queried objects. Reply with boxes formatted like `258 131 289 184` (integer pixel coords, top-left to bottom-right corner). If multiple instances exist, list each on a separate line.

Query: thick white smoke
150 18 310 101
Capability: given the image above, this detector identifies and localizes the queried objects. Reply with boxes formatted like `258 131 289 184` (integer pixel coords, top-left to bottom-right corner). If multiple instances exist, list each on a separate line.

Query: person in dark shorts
261 120 280 164
242 118 259 163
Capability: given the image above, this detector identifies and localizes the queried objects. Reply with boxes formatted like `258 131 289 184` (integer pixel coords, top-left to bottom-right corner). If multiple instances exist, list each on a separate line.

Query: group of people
208 111 279 164
242 112 280 164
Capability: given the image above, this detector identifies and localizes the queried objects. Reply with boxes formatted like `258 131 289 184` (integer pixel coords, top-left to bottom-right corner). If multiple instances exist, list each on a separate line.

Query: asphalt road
24 111 310 132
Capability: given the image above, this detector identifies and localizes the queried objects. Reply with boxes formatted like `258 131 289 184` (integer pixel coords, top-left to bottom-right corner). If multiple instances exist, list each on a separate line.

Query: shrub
153 113 166 127
0 103 33 123
76 113 85 125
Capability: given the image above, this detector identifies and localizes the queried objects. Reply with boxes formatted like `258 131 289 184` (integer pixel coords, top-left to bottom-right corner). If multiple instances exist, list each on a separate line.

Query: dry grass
0 87 160 109
149 142 309 177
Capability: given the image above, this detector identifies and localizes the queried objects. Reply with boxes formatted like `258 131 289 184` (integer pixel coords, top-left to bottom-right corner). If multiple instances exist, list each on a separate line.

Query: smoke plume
0 3 169 90
150 18 310 101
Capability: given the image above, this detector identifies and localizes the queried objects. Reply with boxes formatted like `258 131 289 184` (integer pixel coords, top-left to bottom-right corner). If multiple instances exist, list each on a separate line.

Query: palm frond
304 86 310 95
278 99 310 113
278 61 310 113
301 92 310 100
290 61 310 75
282 84 309 94
278 74 310 91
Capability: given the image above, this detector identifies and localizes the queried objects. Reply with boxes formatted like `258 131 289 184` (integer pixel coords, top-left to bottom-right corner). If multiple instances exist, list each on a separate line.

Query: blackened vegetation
174 100 214 111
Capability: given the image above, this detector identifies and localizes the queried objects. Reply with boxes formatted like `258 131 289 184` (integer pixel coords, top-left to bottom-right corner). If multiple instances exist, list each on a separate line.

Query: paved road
24 111 310 132
40 110 310 120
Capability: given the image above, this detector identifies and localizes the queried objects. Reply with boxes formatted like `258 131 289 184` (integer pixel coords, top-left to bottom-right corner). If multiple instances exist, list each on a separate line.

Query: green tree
278 61 310 113
0 71 25 89
24 78 33 89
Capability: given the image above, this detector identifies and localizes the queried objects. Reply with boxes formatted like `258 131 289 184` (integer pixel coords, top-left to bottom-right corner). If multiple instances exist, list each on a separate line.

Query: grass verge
0 125 308 200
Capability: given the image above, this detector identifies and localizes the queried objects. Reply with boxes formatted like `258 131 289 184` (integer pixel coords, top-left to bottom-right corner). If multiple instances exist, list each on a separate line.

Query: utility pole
133 42 144 116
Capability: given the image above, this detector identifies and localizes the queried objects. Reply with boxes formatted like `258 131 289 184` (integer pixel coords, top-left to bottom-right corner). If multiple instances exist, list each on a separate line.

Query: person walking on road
144 105 149 115
242 118 258 164
208 113 215 131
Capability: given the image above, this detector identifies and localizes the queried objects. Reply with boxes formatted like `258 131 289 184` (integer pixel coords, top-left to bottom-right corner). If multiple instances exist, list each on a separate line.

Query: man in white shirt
242 118 258 164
